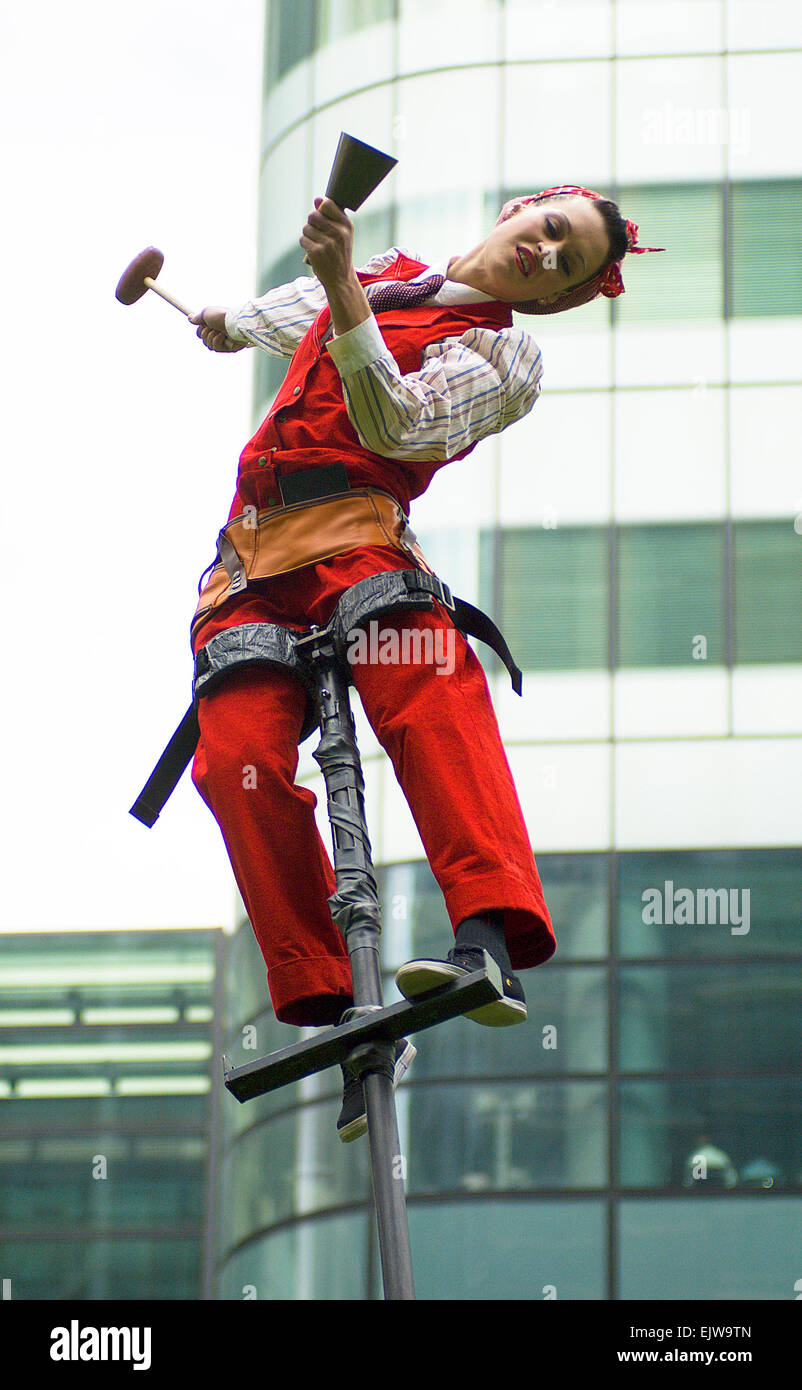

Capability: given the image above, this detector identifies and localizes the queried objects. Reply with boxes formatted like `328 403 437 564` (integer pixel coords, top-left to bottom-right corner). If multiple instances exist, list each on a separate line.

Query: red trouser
191 544 555 1025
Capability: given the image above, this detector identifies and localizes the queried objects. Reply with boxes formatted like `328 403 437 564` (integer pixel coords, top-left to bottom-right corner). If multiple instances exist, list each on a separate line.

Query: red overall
191 255 556 1025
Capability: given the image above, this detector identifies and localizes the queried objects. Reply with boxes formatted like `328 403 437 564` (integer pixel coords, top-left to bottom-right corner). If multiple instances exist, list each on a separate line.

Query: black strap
130 622 317 829
129 705 200 828
450 593 523 696
131 569 521 828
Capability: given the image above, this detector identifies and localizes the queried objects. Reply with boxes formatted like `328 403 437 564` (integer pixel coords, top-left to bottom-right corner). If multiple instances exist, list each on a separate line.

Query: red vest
227 253 514 522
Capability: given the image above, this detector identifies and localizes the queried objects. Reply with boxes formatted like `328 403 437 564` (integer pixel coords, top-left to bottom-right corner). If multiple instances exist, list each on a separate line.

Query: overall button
292 386 301 396
257 456 268 466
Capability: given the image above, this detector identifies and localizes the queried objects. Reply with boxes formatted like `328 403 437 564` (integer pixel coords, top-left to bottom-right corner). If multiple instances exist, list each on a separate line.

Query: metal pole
302 628 416 1301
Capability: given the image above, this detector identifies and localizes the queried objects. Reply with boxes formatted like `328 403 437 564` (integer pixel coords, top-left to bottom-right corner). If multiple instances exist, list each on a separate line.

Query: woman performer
187 185 662 1140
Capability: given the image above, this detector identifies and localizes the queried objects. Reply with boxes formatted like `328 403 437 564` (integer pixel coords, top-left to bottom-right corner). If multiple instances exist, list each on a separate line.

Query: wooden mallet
115 246 194 317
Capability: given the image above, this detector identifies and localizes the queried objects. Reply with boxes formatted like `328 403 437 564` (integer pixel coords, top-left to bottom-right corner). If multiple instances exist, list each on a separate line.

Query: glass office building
215 0 802 1299
0 929 222 1300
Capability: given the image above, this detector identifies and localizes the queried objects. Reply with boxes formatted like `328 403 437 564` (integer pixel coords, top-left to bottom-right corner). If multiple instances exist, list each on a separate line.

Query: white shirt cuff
224 307 250 342
326 313 391 377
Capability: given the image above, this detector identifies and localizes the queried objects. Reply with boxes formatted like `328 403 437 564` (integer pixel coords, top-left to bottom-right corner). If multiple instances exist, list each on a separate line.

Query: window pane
728 55 802 181
620 1196 802 1299
219 1211 371 1300
482 527 610 670
265 0 316 85
727 0 802 50
733 520 802 663
0 1128 205 1234
408 1198 607 1300
392 967 608 1078
616 523 725 666
618 848 802 957
619 1080 802 1192
394 69 500 200
318 0 397 44
406 1081 608 1192
619 964 802 1074
617 58 726 183
0 1237 200 1301
0 931 214 1299
398 0 502 71
729 180 802 317
314 3 397 103
615 184 721 321
729 386 802 518
614 388 726 524
220 1103 370 1244
503 62 613 190
616 0 722 55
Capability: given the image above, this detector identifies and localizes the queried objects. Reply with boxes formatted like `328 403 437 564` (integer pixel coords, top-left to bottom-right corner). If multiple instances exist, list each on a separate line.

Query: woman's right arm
190 249 406 356
189 272 328 356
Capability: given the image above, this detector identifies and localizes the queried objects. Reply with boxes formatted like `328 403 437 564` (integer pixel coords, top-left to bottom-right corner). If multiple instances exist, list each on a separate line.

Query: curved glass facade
214 0 802 1299
0 929 220 1299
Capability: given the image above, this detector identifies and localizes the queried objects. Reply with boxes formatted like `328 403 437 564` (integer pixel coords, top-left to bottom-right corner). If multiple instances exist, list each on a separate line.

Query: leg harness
130 568 523 829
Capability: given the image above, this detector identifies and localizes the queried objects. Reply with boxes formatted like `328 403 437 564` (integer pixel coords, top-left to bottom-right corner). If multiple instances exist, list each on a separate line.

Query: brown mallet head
115 247 166 305
115 247 193 318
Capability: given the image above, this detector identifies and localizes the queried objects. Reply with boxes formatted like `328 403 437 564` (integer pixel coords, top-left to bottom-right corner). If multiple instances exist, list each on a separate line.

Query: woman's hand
300 197 356 290
188 306 249 352
300 197 371 336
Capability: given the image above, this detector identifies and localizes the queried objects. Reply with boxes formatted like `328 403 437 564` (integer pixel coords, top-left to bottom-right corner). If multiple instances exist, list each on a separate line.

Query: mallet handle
143 277 193 318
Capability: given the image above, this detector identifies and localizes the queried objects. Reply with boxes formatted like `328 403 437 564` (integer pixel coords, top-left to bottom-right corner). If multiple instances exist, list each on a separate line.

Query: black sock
454 911 511 972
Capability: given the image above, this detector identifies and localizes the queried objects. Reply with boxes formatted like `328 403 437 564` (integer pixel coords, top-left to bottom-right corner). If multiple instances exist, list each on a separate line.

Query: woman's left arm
327 317 543 461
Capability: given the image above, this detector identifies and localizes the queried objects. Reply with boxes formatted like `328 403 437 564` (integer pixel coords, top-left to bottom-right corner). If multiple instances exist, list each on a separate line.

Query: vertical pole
305 631 415 1301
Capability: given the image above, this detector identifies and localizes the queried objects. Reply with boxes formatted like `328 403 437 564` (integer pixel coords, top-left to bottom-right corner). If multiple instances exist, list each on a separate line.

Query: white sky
1 1 266 931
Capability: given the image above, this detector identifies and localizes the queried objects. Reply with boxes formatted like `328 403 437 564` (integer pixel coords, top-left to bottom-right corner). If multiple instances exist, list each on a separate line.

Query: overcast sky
1 2 266 931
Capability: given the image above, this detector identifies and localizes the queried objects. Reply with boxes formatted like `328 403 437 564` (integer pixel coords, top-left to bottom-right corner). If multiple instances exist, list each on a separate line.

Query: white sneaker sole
395 960 527 1027
338 1040 417 1144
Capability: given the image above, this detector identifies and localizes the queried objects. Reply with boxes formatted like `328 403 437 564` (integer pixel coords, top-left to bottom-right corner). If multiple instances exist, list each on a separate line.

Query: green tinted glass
318 0 398 44
729 180 802 317
616 523 726 666
614 183 721 321
484 527 610 670
265 0 316 86
733 520 802 662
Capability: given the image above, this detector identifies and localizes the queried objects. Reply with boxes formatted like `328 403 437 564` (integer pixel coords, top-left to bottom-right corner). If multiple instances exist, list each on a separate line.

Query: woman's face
471 196 612 304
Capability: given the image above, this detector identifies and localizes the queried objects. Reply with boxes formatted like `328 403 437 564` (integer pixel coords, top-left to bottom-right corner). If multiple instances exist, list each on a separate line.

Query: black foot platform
223 954 503 1102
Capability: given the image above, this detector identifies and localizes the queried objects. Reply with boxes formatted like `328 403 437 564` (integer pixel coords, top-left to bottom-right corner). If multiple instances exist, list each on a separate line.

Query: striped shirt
225 248 543 464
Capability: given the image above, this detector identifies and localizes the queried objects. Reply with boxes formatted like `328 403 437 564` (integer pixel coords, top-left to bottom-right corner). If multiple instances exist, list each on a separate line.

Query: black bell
326 132 398 211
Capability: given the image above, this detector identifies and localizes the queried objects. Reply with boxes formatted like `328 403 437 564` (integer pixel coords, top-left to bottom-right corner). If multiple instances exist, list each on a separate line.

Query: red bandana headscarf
496 184 665 315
